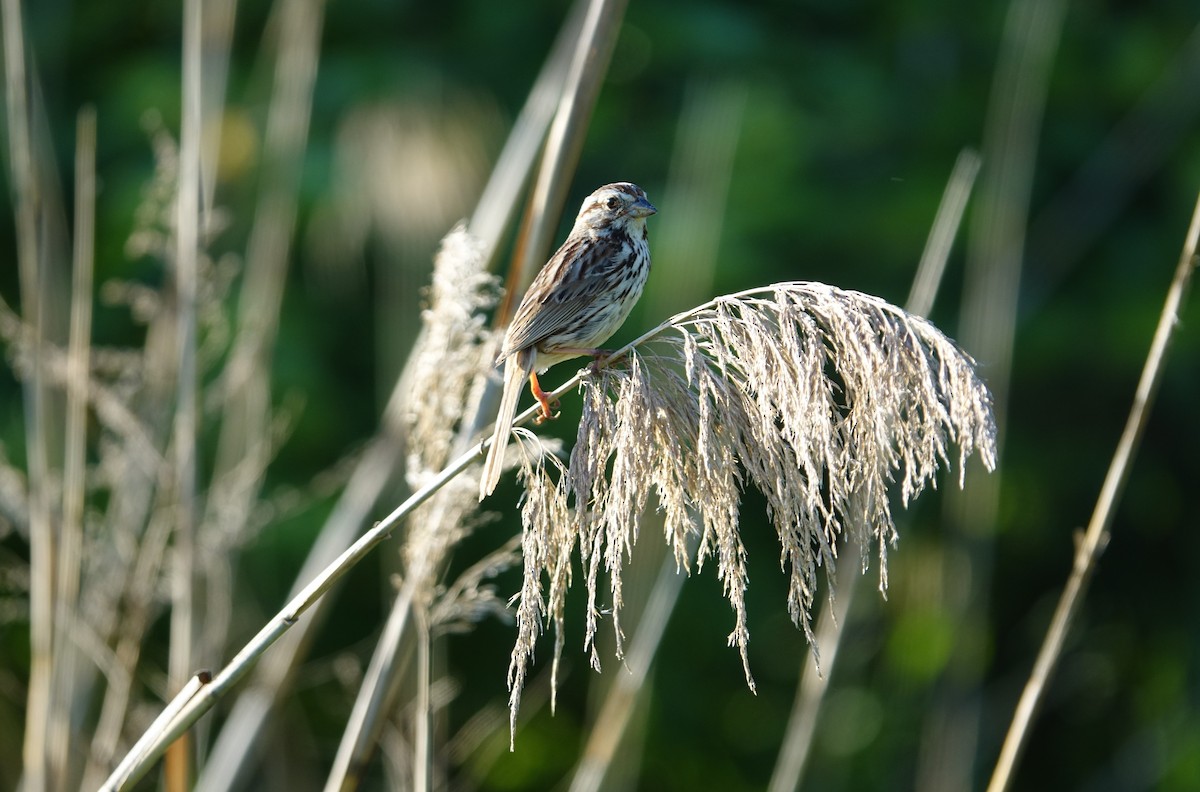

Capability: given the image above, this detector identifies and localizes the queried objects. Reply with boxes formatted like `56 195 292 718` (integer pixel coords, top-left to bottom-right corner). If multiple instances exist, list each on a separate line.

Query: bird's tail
479 348 533 500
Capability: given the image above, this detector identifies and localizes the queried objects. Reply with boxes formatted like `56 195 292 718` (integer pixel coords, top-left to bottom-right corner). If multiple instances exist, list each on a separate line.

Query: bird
479 182 656 499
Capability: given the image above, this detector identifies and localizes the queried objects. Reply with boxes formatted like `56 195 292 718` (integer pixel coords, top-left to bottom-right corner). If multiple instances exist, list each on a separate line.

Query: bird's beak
628 197 657 218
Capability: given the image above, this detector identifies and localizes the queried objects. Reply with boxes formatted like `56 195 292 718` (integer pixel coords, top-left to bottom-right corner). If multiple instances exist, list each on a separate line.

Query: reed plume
505 281 998 735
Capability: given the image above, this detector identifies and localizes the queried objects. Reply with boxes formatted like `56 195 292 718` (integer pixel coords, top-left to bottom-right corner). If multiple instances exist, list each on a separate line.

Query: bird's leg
529 371 560 425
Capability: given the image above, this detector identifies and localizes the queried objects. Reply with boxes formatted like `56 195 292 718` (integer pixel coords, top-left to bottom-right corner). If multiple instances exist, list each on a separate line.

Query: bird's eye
605 196 621 210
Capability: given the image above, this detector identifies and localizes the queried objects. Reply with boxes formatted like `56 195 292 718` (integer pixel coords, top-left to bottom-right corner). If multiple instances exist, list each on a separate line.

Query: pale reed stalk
987 188 1200 792
48 105 97 791
502 0 631 304
327 0 630 784
195 2 571 783
3 1 53 788
166 5 203 788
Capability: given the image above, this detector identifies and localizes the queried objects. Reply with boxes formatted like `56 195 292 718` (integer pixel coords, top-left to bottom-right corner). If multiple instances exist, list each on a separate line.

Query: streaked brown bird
479 182 656 499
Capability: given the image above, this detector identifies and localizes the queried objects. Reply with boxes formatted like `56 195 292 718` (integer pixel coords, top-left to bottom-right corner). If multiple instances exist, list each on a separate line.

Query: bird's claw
534 399 561 425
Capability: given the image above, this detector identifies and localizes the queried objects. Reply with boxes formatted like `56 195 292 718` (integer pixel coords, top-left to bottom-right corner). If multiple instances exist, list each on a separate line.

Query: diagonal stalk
100 392 561 792
196 6 576 784
986 187 1200 792
498 0 630 316
325 1 630 787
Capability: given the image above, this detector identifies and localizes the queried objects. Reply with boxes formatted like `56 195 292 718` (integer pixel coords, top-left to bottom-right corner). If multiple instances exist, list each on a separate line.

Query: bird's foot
530 371 561 424
533 399 561 425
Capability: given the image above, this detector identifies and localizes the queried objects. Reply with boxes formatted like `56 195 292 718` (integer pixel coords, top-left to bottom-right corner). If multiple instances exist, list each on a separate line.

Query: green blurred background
2 0 1199 790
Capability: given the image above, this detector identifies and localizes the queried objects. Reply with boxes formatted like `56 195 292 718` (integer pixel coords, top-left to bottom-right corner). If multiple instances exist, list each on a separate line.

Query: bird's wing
502 231 628 354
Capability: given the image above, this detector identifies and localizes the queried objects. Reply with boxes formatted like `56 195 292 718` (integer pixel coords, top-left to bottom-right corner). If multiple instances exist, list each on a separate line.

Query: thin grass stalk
80 236 197 787
78 147 190 784
987 188 1200 792
907 149 982 318
767 574 856 792
48 104 97 790
322 481 469 791
768 147 982 792
466 0 582 257
167 3 203 787
499 0 630 317
328 387 505 786
918 2 1065 788
567 78 743 792
3 1 52 788
412 0 579 449
643 79 745 314
81 497 177 789
1 0 37 300
99 672 212 792
328 1 627 781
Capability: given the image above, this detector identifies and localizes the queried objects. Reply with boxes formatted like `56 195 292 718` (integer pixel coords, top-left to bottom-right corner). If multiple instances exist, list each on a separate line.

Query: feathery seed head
504 282 998 731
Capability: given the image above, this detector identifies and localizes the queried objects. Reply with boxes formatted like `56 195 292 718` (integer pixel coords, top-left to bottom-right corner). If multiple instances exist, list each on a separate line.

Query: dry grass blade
3 1 54 787
99 440 485 791
98 672 211 792
507 282 998 735
501 0 631 310
326 0 631 778
2 0 58 782
907 149 982 318
465 0 583 254
48 104 97 790
193 435 404 792
168 2 203 771
986 188 1200 792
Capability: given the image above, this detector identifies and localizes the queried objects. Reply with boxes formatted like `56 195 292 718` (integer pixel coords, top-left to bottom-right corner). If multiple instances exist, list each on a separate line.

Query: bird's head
574 182 657 233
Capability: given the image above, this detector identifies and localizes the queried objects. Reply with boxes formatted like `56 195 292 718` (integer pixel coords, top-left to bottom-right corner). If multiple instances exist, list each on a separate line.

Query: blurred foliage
2 0 1199 790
